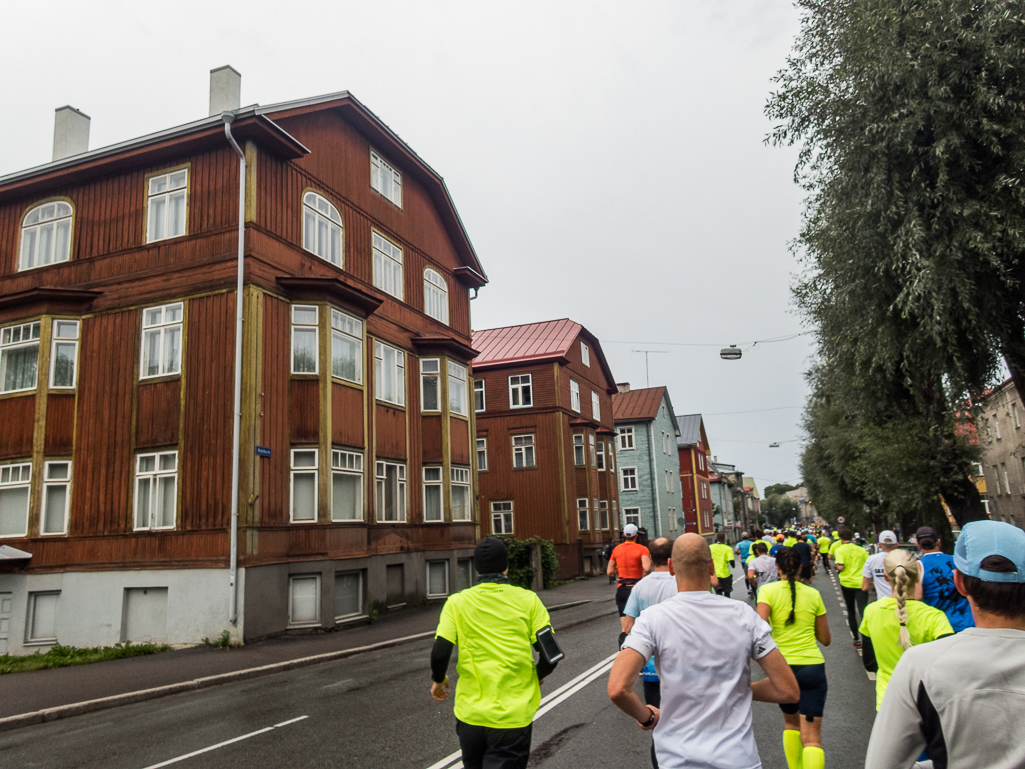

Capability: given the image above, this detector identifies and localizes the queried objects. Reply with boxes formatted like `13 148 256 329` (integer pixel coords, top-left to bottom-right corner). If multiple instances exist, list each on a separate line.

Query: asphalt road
0 567 878 769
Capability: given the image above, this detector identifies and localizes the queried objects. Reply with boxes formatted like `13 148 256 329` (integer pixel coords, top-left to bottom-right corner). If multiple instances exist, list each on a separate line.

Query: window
26 592 59 645
618 426 635 450
302 191 343 267
291 305 319 375
512 434 536 468
424 269 449 324
421 359 440 412
452 467 471 521
1002 463 1011 495
570 380 580 412
20 201 72 271
289 575 320 627
623 507 640 527
455 559 474 591
375 461 407 522
140 302 183 380
1016 403 1022 428
994 416 1002 440
371 151 402 207
134 451 177 530
290 449 318 523
665 469 673 493
449 362 468 416
477 438 488 471
577 499 590 531
146 169 187 243
573 434 585 466
701 481 708 500
49 320 79 389
581 342 590 367
668 507 676 531
331 449 363 521
474 379 486 412
0 463 31 537
698 453 704 471
598 500 609 530
491 501 513 535
335 571 363 619
41 461 72 535
596 441 605 471
589 433 597 467
374 341 406 406
591 391 601 421
330 309 362 383
992 465 1001 495
982 498 991 517
608 442 615 471
427 561 449 597
621 467 638 491
423 466 444 522
1 321 41 394
372 232 403 299
971 462 984 477
509 374 532 408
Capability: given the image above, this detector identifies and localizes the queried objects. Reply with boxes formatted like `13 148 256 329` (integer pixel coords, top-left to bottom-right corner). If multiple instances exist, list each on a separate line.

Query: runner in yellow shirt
710 532 737 599
834 528 869 647
757 547 830 769
816 534 832 571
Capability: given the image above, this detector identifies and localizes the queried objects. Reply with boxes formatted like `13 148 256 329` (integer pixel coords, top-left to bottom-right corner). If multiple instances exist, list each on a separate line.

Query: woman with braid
757 546 831 769
858 549 953 710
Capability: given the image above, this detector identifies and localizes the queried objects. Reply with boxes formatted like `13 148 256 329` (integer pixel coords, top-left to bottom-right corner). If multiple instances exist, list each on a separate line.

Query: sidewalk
0 575 616 724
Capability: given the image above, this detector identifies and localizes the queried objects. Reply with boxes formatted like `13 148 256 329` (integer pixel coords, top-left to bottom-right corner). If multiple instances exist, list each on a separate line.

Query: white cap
878 530 898 544
623 524 639 537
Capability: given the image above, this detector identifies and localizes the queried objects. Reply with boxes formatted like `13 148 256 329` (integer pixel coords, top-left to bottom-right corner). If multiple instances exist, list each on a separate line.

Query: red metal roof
612 387 667 423
472 319 582 367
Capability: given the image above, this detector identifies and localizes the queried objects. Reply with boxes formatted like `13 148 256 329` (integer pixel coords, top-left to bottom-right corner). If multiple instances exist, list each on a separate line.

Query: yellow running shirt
828 539 843 562
834 543 869 589
784 537 797 547
436 581 552 728
709 543 735 579
858 598 953 709
757 580 826 665
817 536 831 553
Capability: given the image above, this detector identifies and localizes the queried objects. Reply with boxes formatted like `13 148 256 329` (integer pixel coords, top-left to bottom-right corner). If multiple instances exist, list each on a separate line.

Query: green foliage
0 641 171 675
202 630 238 649
762 494 800 528
501 537 560 590
764 483 799 499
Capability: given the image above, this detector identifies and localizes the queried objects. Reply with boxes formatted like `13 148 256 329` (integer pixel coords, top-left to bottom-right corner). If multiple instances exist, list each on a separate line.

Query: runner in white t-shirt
861 530 899 599
608 534 800 769
747 541 778 594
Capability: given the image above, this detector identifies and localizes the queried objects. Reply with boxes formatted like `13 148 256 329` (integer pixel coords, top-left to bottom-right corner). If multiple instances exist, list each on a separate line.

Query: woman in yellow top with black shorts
757 546 831 769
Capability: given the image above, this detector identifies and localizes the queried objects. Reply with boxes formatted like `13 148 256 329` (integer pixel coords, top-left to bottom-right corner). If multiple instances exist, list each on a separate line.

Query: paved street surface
0 569 877 768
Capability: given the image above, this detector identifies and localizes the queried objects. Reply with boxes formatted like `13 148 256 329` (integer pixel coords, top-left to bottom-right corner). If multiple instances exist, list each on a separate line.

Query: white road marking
138 715 308 768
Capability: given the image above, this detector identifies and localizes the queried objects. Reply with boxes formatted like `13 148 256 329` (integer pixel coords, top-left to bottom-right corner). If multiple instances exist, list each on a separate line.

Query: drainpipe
222 113 246 625
648 422 662 538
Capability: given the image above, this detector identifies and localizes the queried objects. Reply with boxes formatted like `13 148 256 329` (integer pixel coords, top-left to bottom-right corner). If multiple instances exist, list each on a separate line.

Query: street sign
256 446 272 458
837 516 845 524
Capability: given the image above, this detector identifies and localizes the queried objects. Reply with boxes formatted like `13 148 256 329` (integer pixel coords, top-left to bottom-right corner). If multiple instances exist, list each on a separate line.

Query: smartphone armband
535 625 564 665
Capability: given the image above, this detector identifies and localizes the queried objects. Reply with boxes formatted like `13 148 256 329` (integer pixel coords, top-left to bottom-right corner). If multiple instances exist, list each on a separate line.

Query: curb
0 597 610 733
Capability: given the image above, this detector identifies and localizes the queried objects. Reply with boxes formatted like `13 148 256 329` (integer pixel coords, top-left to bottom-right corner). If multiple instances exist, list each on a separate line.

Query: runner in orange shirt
608 523 652 647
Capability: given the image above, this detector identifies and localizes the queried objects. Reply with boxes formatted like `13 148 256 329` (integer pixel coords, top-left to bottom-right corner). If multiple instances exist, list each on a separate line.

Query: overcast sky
0 0 812 494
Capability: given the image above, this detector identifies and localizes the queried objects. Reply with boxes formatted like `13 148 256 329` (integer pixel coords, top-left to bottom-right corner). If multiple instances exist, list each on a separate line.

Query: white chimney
209 65 241 115
52 106 90 161
617 382 631 393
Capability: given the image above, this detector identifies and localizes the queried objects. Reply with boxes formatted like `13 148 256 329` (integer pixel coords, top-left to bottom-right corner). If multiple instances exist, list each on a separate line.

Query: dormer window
146 169 188 243
302 192 343 267
424 269 449 324
370 151 402 207
19 201 72 271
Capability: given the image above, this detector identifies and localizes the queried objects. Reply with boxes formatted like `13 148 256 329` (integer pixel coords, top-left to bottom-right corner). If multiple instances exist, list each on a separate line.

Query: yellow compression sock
803 746 824 769
783 729 803 769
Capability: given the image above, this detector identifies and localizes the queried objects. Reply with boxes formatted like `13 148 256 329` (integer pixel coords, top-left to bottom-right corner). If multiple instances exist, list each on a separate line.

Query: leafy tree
762 494 800 528
764 483 799 498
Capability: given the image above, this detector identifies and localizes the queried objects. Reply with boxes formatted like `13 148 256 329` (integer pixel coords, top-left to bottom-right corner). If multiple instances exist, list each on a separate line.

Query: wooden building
471 320 620 577
0 68 487 653
677 413 715 539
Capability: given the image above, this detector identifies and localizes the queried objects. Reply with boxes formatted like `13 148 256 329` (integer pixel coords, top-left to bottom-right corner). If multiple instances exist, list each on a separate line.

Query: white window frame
373 340 406 407
421 358 441 412
591 391 601 421
424 268 449 324
596 440 605 471
474 379 486 413
49 319 80 389
0 462 32 538
992 465 1001 495
291 305 319 375
1002 463 1011 495
477 438 488 472
570 380 580 412
491 501 514 535
581 342 590 367
577 498 590 531
423 466 444 523
370 150 403 207
1 320 41 394
375 460 407 522
25 591 60 645
623 507 641 527
290 448 319 523
288 574 321 628
589 433 597 467
427 560 450 598
512 434 536 469
41 460 72 536
330 309 362 384
133 451 178 531
608 442 615 471
372 232 404 299
451 466 471 521
509 374 533 409
20 201 73 271
618 426 635 450
140 302 184 381
449 362 468 416
146 168 188 243
599 500 610 530
621 467 638 492
573 434 585 466
302 191 344 267
994 416 1002 440
330 449 364 522
698 453 704 471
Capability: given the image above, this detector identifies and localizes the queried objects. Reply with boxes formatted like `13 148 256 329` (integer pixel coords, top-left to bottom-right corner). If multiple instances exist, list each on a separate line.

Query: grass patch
0 641 171 675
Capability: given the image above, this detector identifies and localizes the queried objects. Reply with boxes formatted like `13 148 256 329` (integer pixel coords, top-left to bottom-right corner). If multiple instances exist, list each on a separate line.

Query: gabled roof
612 387 681 435
676 414 706 447
472 319 618 393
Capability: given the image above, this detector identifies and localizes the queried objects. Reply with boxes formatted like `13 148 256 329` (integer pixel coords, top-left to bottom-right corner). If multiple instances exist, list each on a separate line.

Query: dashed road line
139 715 308 769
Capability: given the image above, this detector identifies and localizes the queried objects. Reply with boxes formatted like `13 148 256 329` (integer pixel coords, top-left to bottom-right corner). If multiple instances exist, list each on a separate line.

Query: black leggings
841 585 867 638
714 579 733 599
457 720 532 769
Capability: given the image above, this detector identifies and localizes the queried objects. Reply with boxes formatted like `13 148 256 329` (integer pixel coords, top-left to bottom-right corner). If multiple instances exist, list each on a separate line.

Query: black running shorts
779 663 827 719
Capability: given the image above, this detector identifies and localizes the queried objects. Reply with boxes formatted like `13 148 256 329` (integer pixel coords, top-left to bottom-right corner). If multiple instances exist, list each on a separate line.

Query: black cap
916 526 939 543
474 537 508 574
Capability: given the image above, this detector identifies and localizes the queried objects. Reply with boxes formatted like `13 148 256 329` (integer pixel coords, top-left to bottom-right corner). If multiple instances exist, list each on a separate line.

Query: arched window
302 192 343 267
20 201 73 271
424 268 448 324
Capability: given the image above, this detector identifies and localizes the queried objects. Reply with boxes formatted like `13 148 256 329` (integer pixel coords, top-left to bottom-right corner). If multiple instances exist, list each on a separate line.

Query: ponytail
774 547 802 626
884 549 919 651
